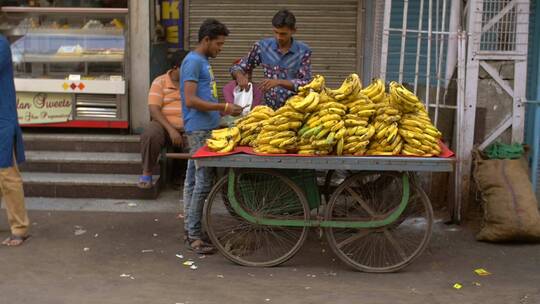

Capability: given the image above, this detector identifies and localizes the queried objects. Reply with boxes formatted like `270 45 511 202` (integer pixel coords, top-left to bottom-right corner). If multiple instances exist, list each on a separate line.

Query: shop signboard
161 0 183 50
17 92 72 125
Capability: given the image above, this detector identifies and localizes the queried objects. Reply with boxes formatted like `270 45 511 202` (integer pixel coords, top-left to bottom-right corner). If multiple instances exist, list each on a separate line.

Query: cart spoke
325 172 433 272
345 186 376 217
205 170 310 267
383 228 408 261
337 229 372 249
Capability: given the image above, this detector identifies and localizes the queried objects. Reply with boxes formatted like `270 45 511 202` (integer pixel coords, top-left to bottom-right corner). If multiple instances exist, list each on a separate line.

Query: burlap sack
474 156 540 242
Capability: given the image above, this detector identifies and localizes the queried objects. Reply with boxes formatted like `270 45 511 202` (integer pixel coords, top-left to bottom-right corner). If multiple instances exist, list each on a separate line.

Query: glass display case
0 5 129 127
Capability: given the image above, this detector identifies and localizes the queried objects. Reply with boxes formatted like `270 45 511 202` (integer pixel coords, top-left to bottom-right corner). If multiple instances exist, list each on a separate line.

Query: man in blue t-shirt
180 19 242 254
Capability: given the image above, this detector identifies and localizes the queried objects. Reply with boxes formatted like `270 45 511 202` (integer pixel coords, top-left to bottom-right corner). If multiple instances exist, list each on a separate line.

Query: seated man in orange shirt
138 53 185 189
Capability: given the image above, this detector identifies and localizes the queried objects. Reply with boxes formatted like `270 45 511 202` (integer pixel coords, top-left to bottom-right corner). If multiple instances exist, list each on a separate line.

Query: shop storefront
1 0 368 132
0 0 130 129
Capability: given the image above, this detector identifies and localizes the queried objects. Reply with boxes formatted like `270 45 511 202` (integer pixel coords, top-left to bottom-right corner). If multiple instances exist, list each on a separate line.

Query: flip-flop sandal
2 235 30 247
185 237 215 255
182 232 208 242
137 175 153 189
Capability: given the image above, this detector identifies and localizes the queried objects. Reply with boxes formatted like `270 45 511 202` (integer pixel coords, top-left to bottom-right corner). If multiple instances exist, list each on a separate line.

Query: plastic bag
233 83 253 116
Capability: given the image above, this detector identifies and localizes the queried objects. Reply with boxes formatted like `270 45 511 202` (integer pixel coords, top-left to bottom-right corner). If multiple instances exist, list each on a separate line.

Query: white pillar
444 0 462 87
129 0 151 133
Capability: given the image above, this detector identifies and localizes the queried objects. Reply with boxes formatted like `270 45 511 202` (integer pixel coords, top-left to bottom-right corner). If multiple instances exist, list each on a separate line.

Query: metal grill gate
458 0 530 221
379 0 466 221
379 0 530 222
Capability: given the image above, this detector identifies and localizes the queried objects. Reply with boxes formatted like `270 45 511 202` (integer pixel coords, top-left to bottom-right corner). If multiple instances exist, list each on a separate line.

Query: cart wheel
204 169 310 267
324 172 433 272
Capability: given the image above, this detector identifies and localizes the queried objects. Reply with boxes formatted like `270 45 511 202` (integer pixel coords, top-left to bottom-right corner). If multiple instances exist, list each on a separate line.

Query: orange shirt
148 70 183 129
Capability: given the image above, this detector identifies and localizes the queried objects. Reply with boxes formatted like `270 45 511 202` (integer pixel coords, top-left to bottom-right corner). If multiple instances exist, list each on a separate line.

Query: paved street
1 195 539 304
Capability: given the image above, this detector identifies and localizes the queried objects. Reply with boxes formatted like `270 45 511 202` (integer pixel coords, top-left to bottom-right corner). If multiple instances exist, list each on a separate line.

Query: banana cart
195 153 454 272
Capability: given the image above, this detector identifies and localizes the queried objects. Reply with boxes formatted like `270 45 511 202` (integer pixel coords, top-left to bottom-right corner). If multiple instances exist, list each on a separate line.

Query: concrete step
22 188 180 213
19 151 151 175
21 172 160 200
23 133 140 153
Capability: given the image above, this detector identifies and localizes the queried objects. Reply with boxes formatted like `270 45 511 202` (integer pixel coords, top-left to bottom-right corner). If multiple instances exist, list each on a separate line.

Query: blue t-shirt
180 51 220 133
0 35 25 168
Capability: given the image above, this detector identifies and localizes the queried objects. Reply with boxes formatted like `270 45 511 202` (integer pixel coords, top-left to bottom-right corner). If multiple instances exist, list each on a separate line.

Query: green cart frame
196 154 454 272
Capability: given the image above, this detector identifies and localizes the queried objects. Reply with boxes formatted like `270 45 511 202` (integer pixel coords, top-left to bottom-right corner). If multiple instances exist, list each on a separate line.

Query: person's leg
139 120 168 188
186 131 214 240
184 131 215 253
182 158 195 233
0 161 30 246
187 163 214 239
183 130 204 235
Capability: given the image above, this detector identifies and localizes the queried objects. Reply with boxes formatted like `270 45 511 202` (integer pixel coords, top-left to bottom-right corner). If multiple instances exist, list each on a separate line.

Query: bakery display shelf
19 54 124 63
0 7 128 15
8 28 124 36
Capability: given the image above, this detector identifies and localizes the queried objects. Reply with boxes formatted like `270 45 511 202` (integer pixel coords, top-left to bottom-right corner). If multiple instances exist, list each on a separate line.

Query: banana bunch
296 101 348 155
338 95 376 155
360 78 386 103
341 124 374 155
235 105 274 147
373 100 402 124
366 122 402 156
399 110 442 156
298 74 325 95
288 91 321 113
365 100 403 156
252 104 303 154
253 129 296 154
326 73 362 101
318 88 336 104
389 81 425 113
206 126 241 153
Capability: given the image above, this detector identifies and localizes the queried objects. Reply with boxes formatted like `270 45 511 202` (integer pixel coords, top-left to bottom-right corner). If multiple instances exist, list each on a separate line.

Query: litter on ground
474 268 492 276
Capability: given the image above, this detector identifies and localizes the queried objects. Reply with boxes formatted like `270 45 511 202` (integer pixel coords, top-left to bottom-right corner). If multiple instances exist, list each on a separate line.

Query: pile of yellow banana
235 105 274 147
207 75 445 157
366 98 403 156
389 81 425 113
326 73 362 101
298 74 325 96
295 74 376 156
252 104 304 154
255 76 335 155
360 78 386 103
297 100 347 155
399 110 442 156
339 94 377 155
206 126 241 153
287 91 322 113
282 74 327 113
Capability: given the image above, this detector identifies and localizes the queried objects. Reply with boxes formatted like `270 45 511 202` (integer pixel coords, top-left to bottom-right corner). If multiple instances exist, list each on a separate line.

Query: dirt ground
1 209 539 304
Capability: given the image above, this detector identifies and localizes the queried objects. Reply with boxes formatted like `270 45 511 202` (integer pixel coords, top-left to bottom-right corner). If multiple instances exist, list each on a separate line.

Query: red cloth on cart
191 145 247 158
192 141 455 158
